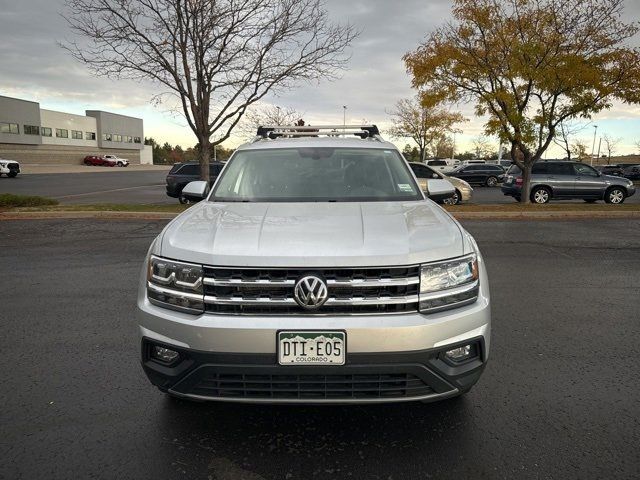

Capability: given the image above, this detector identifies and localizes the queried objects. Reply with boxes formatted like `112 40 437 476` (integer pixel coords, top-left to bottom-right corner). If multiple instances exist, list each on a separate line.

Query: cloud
1 0 640 155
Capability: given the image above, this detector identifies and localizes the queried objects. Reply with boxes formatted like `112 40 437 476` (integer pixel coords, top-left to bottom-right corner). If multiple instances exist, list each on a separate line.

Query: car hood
158 201 465 267
602 174 629 183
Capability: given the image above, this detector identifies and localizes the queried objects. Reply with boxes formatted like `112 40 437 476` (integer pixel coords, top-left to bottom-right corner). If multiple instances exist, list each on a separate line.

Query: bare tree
388 96 465 162
472 136 493 159
635 140 640 154
434 135 454 158
602 134 622 164
571 140 589 162
553 121 589 160
240 104 304 139
62 0 357 180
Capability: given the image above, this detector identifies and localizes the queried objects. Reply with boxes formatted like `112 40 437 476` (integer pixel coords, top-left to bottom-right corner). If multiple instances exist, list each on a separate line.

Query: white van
426 158 460 173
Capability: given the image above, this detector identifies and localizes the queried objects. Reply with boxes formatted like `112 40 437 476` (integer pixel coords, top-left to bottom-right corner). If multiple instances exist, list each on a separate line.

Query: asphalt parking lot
2 218 639 479
0 170 171 204
2 170 639 205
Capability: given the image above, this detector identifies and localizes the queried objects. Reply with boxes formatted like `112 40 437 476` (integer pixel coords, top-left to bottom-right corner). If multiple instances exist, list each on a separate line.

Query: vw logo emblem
293 275 329 309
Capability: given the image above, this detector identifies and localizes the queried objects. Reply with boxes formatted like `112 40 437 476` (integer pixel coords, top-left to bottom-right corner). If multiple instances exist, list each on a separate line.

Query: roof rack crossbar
256 124 381 139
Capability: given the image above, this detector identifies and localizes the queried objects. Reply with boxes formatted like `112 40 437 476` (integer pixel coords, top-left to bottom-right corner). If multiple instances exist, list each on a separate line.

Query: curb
2 210 640 221
0 211 177 220
449 211 640 219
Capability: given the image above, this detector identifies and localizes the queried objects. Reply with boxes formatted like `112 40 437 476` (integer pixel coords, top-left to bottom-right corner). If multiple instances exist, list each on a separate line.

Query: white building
0 94 145 164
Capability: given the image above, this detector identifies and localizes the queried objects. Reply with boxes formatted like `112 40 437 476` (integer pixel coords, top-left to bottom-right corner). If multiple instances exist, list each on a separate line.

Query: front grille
183 371 433 400
203 266 420 315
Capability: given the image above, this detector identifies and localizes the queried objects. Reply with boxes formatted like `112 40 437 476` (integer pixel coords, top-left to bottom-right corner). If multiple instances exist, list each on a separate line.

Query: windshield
210 147 422 202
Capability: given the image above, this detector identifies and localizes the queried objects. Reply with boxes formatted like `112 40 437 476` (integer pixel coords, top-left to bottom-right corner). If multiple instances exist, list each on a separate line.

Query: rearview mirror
181 180 209 202
424 178 455 203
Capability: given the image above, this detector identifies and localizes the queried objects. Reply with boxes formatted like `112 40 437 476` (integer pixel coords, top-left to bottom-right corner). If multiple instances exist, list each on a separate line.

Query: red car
84 155 116 167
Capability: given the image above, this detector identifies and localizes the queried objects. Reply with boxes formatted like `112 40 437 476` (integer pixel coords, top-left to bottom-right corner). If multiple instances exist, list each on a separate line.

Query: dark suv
595 165 624 176
622 165 640 180
502 161 636 204
448 164 505 187
166 161 225 203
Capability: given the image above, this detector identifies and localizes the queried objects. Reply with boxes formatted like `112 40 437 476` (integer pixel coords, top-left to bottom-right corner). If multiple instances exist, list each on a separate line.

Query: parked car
84 155 116 167
595 165 624 176
462 159 487 165
165 161 226 203
502 161 636 204
622 165 640 180
0 157 20 178
426 158 459 174
487 159 513 170
448 164 505 187
103 155 130 167
409 162 473 205
140 124 490 405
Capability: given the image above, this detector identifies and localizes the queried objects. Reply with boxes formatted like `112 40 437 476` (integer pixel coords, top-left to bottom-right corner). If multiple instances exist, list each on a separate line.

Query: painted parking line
52 184 165 199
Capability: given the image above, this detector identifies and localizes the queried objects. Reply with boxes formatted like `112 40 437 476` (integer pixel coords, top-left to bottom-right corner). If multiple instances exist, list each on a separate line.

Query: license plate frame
277 331 346 366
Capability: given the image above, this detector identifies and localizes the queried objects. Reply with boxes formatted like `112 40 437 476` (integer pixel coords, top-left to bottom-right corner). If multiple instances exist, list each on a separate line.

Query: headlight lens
147 256 204 314
419 254 479 313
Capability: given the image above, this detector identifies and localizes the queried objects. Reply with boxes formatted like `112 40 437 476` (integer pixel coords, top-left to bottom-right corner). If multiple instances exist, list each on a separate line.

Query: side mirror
425 178 456 203
181 180 209 202
432 173 439 179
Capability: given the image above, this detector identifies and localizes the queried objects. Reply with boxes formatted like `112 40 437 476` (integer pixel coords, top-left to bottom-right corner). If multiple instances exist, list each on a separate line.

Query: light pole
343 105 347 133
276 106 281 125
590 125 598 165
452 131 459 159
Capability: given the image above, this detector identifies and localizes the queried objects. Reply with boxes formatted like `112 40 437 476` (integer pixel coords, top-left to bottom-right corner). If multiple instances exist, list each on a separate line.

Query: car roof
236 136 397 151
175 161 226 166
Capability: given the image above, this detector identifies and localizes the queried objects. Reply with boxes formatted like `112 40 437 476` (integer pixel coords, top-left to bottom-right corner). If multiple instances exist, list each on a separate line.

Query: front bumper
501 184 520 196
141 337 487 404
458 185 473 202
137 261 491 403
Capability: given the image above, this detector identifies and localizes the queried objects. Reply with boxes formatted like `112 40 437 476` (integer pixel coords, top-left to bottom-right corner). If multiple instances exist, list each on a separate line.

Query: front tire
117 161 123 167
443 189 461 205
8 171 18 178
485 176 498 187
178 195 190 205
530 186 551 204
604 187 626 204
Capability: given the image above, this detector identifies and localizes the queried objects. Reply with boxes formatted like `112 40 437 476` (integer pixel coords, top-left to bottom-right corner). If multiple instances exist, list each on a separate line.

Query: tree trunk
520 162 532 204
199 136 211 183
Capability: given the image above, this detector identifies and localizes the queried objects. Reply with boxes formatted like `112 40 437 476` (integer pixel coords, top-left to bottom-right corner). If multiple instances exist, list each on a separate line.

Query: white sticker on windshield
398 184 413 192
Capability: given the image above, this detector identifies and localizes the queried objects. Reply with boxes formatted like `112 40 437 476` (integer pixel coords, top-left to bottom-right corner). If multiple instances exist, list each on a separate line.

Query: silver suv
137 125 491 404
502 161 636 204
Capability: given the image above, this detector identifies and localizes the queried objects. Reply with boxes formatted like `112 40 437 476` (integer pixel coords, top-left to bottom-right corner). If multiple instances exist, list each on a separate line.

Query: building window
113 134 122 142
56 128 69 138
41 127 52 137
86 132 96 140
0 122 19 134
72 130 83 139
24 125 40 135
133 136 141 144
103 133 112 141
125 135 133 143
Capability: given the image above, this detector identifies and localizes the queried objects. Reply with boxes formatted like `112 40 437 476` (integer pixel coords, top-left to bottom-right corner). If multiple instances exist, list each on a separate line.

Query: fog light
445 344 474 362
152 346 179 363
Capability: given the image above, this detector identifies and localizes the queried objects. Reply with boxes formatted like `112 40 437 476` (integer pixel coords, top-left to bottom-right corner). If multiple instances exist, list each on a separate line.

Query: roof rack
256 125 381 140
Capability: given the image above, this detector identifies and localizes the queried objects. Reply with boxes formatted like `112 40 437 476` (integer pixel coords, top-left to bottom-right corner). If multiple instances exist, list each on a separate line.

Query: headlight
147 255 204 314
419 254 479 313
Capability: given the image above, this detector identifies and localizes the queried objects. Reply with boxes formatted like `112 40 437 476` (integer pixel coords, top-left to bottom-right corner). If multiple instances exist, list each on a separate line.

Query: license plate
278 331 345 365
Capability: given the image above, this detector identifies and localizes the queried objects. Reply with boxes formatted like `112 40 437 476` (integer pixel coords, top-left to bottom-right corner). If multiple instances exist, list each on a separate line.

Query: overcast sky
1 0 640 156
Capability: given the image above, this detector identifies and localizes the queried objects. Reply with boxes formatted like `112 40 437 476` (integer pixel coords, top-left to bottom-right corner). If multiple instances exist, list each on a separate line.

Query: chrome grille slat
202 265 420 315
204 295 419 307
